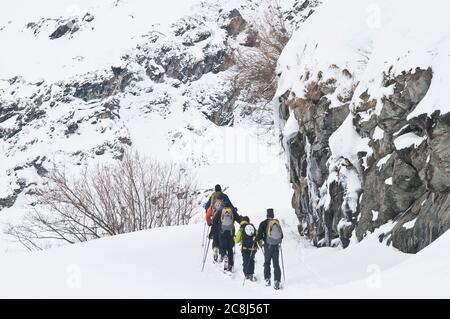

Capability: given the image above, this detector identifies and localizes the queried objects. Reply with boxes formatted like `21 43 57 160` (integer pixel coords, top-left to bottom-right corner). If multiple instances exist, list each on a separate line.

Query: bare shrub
287 77 339 122
304 82 322 102
6 151 200 250
231 0 291 105
292 98 314 122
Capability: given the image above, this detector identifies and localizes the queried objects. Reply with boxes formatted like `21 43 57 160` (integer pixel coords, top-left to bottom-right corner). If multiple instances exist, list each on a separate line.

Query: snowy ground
1 208 449 298
1 145 448 298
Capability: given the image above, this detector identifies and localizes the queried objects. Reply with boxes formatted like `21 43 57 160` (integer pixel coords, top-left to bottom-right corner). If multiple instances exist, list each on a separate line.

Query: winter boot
274 280 281 290
265 279 271 287
223 255 228 271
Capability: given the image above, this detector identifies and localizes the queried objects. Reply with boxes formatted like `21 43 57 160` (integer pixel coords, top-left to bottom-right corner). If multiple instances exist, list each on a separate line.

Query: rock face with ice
277 0 450 253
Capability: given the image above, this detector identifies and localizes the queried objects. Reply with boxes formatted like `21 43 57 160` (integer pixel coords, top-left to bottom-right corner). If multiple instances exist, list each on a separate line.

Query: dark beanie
215 184 222 192
267 208 274 218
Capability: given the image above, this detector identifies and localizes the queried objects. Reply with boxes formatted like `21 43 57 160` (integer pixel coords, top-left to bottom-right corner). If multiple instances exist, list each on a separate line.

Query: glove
208 233 213 240
258 240 264 249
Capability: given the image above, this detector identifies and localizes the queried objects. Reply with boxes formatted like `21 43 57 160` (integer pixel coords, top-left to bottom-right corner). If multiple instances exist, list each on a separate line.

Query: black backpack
242 223 257 249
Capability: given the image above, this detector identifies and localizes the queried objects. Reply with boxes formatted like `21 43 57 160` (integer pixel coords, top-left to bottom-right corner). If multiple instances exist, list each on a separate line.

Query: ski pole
201 237 211 272
232 243 236 273
201 221 207 248
201 224 209 262
280 244 286 282
201 233 209 263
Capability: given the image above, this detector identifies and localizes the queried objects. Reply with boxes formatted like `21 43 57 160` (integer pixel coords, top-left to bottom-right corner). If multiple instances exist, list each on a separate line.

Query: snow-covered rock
277 0 450 253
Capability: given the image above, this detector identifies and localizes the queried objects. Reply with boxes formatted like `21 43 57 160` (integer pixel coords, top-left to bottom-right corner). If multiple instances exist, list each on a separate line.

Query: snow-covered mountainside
0 0 319 251
276 0 450 253
0 0 251 214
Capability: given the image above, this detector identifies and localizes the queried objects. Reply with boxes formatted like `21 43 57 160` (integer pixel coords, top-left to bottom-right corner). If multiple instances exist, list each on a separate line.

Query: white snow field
0 149 448 298
1 199 449 298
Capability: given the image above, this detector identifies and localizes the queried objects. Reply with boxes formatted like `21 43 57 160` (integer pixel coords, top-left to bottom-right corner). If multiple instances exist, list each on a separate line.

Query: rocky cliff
276 0 450 253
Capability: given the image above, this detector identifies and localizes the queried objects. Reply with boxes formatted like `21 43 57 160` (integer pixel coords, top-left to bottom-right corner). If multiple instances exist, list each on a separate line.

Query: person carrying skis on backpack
256 208 284 290
204 185 234 217
234 216 262 281
209 203 241 273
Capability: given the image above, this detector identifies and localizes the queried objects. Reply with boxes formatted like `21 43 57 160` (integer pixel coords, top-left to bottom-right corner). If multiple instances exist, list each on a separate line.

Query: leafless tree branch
6 151 200 250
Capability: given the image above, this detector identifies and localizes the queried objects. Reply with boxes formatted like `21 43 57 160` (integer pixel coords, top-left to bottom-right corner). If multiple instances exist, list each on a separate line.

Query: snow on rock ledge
277 0 450 253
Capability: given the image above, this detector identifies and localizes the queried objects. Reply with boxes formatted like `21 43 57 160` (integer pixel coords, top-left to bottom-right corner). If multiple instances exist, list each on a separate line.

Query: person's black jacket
256 219 269 243
209 207 241 238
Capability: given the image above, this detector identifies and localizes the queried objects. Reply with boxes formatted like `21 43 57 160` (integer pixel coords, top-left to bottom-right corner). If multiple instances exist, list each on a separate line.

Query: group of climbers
205 184 236 266
203 185 284 290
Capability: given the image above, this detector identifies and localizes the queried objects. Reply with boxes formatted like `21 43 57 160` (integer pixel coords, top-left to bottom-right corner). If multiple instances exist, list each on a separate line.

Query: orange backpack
205 197 224 226
206 206 214 226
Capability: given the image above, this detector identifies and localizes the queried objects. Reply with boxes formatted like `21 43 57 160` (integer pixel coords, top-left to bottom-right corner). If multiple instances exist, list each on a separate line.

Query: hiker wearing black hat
256 208 284 290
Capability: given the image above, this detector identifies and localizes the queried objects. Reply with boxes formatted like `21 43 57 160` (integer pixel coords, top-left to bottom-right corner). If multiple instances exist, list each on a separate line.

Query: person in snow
256 208 284 290
208 197 225 263
204 184 234 215
234 216 262 281
209 203 241 273
204 185 235 263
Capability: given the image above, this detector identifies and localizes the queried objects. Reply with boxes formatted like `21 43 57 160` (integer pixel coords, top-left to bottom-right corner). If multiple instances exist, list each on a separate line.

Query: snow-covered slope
0 151 447 298
0 153 296 298
0 0 322 251
2 201 450 298
0 0 270 249
276 0 450 253
0 0 211 82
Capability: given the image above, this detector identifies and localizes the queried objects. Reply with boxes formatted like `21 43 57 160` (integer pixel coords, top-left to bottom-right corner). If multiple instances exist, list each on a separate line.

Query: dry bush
293 99 314 122
304 82 322 102
304 78 337 102
6 151 200 250
231 0 291 105
290 77 338 121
